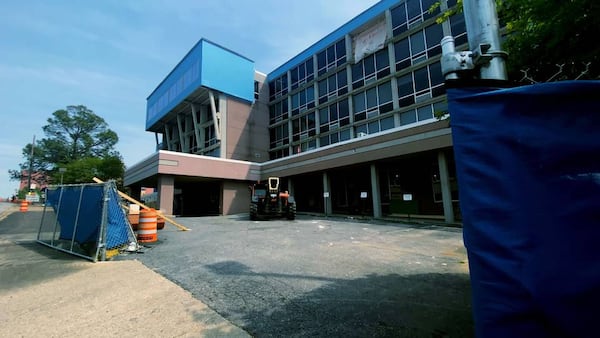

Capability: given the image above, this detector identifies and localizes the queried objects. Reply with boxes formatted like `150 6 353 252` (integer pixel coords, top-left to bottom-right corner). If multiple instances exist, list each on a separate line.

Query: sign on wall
353 18 387 63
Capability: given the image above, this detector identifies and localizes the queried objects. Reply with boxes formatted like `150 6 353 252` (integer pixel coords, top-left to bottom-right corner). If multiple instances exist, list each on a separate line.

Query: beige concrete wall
224 72 269 163
222 180 251 215
158 175 175 215
226 98 254 161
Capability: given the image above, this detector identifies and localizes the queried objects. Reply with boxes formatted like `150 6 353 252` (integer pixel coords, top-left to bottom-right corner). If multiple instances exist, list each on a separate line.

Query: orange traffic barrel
137 208 158 243
19 200 28 212
127 214 140 230
157 216 165 230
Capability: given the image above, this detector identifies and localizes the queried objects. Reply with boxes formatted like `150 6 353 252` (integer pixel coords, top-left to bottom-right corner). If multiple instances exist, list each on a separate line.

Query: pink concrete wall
226 94 269 162
157 151 260 181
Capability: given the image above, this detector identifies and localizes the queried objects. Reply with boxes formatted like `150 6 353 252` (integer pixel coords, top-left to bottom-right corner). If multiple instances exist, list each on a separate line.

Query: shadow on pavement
0 208 89 292
205 260 473 338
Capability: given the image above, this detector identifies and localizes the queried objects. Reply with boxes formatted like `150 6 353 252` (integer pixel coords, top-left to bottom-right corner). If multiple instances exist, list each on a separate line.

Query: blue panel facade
201 40 255 103
146 41 203 130
146 39 254 131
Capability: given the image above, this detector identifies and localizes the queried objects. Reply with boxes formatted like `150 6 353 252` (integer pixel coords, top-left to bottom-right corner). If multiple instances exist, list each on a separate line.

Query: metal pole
59 167 66 185
27 135 35 192
462 0 507 80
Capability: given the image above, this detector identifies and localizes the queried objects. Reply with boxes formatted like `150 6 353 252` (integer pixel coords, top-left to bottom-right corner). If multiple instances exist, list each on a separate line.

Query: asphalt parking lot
121 214 473 337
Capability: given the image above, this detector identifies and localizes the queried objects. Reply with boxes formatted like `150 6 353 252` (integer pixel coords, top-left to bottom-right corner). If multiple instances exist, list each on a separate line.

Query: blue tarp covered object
45 183 131 250
448 81 600 337
46 185 103 244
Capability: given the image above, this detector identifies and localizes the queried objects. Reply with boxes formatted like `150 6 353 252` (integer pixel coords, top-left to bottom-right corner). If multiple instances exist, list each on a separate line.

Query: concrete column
370 164 382 218
287 177 294 196
322 172 332 215
176 114 186 152
438 151 455 223
219 94 227 159
157 175 175 216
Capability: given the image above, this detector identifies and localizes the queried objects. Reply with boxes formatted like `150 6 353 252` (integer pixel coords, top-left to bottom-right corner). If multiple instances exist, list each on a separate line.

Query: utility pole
441 0 508 81
27 135 35 192
462 0 507 80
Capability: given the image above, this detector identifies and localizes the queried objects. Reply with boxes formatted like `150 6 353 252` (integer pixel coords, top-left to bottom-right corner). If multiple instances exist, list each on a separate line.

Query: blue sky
0 0 378 198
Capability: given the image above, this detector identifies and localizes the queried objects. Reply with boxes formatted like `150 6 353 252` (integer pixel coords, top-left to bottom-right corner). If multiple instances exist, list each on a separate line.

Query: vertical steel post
462 0 507 80
27 135 35 192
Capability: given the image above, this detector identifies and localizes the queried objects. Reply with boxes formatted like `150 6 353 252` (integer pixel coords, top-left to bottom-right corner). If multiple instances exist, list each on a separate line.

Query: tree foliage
432 0 599 82
52 156 125 186
500 0 599 82
9 105 124 186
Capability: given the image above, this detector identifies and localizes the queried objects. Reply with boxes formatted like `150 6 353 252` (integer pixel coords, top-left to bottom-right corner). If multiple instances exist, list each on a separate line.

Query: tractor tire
250 204 258 221
286 203 296 220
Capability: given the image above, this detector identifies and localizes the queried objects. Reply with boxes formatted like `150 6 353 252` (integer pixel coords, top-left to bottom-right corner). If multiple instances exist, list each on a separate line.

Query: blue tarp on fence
448 81 600 337
46 182 131 251
46 185 103 244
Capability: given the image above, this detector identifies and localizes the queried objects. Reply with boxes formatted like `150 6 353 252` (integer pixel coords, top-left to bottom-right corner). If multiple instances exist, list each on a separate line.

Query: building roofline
267 0 398 79
146 38 254 100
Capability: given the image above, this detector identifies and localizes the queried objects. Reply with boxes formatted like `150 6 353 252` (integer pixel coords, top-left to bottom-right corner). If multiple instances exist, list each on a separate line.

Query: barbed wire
519 62 595 84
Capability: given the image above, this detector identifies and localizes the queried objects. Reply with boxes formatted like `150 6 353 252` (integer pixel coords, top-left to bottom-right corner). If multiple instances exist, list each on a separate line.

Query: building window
269 148 290 160
320 128 351 147
290 86 315 116
319 99 350 133
352 81 393 122
394 23 443 71
450 13 467 46
293 139 317 154
290 58 315 90
318 69 348 105
396 61 445 108
269 123 289 149
317 39 346 76
390 3 408 36
424 23 443 57
268 74 288 101
292 111 316 142
269 98 288 125
391 0 439 37
355 115 395 136
399 101 447 127
351 47 390 90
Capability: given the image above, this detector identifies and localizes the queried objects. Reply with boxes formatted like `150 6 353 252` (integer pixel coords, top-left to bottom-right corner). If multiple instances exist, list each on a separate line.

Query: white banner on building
352 19 387 63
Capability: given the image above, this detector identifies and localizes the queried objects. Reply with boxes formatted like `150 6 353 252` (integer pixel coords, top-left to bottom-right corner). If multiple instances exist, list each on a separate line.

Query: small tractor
249 177 296 220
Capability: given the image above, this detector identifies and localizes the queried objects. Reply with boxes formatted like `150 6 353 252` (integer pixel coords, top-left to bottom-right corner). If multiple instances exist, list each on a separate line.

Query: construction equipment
250 177 296 220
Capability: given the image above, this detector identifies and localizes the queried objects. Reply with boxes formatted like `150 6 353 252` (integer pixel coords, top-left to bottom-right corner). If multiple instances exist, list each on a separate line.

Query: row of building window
269 99 447 159
269 71 447 160
270 38 347 102
271 59 444 126
267 0 464 160
269 21 464 105
390 0 438 37
268 0 467 103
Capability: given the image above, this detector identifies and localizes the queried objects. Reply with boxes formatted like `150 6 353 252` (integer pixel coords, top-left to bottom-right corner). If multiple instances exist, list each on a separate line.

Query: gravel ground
120 214 473 337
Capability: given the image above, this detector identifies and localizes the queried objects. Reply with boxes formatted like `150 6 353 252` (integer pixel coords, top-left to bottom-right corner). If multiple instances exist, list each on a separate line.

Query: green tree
9 105 124 186
500 0 599 82
53 155 125 187
433 0 599 82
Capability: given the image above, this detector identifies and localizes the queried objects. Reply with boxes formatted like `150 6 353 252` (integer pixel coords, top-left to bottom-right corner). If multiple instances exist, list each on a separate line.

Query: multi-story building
124 0 466 222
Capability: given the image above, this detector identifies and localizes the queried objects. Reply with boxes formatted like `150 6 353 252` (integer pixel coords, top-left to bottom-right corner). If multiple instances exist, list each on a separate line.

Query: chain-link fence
37 181 137 262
